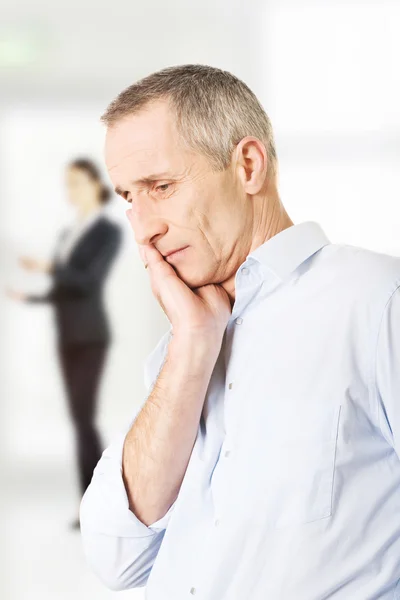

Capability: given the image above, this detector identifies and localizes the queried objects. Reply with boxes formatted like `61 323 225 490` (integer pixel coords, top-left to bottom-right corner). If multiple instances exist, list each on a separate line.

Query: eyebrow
114 172 173 196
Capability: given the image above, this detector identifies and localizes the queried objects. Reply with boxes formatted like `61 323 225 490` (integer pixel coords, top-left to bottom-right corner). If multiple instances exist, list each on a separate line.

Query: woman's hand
19 256 52 273
5 287 28 302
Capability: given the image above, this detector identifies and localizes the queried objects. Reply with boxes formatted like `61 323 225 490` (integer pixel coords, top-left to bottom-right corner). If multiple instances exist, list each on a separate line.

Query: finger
138 245 148 267
139 244 179 294
138 244 167 272
143 244 166 270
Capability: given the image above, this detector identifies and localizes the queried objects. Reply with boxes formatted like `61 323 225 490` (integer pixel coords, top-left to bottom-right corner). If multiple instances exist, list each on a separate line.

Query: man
80 65 400 599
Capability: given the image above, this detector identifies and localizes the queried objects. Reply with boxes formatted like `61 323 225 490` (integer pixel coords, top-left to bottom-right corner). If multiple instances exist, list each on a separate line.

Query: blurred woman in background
8 158 121 528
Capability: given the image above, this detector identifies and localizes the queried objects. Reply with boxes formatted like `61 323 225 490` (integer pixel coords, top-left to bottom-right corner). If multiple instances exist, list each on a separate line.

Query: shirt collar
248 221 331 280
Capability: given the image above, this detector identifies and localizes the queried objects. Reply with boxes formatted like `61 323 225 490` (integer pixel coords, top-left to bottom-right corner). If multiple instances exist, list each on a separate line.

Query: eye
117 189 130 202
156 183 170 193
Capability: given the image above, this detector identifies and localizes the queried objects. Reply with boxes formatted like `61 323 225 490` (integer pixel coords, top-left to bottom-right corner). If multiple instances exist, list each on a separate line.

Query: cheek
162 196 197 231
67 186 78 202
193 197 227 238
187 189 215 229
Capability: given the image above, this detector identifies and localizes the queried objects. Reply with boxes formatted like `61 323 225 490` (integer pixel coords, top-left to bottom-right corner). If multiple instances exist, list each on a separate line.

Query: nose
126 201 168 246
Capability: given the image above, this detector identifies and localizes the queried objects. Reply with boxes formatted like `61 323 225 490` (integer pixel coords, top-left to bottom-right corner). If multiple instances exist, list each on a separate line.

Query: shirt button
190 588 196 595
241 267 249 275
214 518 221 527
235 317 243 325
224 450 231 458
228 382 233 390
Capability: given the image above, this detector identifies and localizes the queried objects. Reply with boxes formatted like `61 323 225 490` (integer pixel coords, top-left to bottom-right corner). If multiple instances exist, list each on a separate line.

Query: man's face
105 101 249 288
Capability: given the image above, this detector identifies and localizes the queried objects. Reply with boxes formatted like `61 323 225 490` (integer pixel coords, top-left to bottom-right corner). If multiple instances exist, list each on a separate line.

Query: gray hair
101 64 277 174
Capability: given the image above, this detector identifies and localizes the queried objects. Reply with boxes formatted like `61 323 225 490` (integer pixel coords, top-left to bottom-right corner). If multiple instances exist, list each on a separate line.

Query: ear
233 137 268 195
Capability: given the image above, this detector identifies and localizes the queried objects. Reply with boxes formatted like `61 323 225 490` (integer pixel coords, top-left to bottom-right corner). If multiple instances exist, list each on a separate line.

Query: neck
221 180 294 305
77 201 101 220
248 186 294 257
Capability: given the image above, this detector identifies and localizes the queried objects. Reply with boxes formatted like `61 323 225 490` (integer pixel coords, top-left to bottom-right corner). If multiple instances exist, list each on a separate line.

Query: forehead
105 101 183 178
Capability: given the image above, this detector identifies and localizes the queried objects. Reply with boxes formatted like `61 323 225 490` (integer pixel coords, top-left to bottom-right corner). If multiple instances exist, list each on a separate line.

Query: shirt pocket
255 404 341 529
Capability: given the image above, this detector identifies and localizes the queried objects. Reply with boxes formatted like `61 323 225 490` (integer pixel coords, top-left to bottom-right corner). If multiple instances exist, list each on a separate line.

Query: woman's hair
69 158 111 204
101 64 277 175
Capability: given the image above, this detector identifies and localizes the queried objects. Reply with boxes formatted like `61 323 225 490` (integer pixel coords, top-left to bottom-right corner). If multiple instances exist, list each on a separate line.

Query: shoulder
320 243 400 305
93 217 122 243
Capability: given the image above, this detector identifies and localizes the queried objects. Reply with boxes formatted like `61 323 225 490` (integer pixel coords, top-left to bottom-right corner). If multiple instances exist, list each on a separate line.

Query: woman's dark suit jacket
28 217 121 345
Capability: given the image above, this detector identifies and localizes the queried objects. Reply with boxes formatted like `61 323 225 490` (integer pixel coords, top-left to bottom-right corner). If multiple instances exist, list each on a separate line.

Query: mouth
164 246 189 261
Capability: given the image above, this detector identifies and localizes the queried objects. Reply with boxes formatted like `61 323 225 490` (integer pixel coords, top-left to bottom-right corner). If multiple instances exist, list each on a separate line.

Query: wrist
168 330 222 366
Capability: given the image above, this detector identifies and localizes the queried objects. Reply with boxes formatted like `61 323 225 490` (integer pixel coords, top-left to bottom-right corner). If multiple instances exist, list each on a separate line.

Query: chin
175 267 214 290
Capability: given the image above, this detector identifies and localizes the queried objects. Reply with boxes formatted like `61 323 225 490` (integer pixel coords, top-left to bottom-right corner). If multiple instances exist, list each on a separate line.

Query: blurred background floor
3 462 145 600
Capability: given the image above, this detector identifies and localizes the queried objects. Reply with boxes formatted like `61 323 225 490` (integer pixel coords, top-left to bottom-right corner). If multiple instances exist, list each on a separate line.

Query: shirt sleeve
80 330 175 591
375 284 400 456
25 291 56 304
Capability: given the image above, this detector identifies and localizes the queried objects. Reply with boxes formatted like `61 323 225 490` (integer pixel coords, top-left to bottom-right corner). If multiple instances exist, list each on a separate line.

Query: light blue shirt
80 222 400 599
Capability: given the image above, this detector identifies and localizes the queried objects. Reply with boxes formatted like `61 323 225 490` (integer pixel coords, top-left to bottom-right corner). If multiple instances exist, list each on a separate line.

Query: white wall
259 0 400 253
